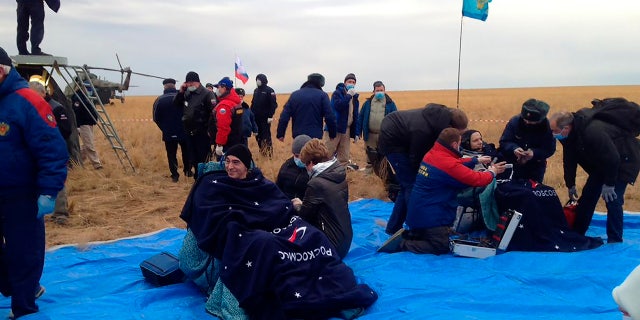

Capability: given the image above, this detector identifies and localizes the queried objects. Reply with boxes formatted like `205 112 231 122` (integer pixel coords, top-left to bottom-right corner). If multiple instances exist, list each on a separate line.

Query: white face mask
187 86 197 92
256 80 262 87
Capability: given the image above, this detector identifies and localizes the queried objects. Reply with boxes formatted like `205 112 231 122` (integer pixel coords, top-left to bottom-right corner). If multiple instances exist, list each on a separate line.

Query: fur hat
162 78 176 85
292 134 312 155
344 73 357 83
256 74 268 85
521 98 550 122
216 77 233 89
0 47 12 67
307 73 325 88
185 71 200 83
225 144 253 170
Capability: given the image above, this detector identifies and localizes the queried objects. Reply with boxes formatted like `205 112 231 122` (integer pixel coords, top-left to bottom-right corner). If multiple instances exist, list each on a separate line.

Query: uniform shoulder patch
0 122 10 136
219 108 226 115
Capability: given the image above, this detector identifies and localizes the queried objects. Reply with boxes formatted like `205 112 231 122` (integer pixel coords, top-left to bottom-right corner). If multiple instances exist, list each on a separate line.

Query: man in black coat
16 0 59 55
72 83 102 169
550 110 640 243
154 78 190 182
378 103 469 235
498 99 556 183
251 74 277 157
173 71 216 177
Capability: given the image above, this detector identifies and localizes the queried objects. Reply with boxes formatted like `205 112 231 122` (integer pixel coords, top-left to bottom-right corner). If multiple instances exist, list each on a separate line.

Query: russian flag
235 57 249 84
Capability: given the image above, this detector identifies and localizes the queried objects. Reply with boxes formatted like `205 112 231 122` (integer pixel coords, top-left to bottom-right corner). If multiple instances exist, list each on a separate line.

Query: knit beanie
521 98 550 122
344 73 357 83
162 78 176 85
373 80 385 89
0 47 12 66
292 135 312 155
185 71 200 83
225 144 253 169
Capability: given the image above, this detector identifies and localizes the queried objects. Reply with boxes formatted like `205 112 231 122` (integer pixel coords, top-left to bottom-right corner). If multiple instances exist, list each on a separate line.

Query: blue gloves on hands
601 185 617 203
37 195 56 219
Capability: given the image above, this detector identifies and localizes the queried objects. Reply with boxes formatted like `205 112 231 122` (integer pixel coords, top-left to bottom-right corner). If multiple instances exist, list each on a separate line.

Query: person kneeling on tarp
382 128 506 254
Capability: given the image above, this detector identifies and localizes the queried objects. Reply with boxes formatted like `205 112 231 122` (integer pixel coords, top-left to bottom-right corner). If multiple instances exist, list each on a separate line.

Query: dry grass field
46 85 640 247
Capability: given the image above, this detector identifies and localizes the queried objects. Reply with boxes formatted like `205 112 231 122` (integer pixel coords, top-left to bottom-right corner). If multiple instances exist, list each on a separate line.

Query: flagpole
234 54 238 87
456 16 464 109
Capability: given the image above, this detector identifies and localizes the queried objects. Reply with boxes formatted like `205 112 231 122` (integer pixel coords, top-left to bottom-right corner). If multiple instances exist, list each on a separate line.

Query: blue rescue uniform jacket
0 68 68 197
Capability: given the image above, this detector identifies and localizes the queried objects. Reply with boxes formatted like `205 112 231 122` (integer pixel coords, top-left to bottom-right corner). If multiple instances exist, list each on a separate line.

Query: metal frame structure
12 55 136 173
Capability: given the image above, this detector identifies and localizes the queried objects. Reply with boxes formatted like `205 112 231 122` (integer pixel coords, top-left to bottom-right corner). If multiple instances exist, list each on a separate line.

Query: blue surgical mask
187 86 197 92
553 133 567 140
374 92 384 100
294 157 305 168
346 84 355 90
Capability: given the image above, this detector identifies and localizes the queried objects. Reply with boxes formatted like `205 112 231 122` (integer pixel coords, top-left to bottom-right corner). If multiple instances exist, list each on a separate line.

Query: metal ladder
55 63 136 173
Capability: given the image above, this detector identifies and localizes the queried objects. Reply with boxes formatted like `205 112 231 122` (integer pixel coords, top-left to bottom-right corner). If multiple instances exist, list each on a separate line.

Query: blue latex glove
37 195 56 219
568 186 578 200
601 185 617 203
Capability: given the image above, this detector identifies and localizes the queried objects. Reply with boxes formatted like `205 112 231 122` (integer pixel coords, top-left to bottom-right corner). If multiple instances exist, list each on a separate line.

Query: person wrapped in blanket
455 129 501 234
386 128 506 254
178 144 377 319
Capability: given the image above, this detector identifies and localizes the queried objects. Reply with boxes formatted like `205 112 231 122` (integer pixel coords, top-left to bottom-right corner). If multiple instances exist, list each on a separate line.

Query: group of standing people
153 71 278 182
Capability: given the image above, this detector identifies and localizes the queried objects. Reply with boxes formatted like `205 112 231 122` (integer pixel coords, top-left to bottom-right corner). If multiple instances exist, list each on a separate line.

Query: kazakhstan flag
462 0 492 21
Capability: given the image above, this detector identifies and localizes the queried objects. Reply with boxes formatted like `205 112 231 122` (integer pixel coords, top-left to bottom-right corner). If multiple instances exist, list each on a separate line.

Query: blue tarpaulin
3 199 639 319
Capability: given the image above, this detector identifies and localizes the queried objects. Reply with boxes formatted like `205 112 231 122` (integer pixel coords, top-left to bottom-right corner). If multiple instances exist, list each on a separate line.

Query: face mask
553 133 567 140
294 157 305 168
374 92 384 100
216 90 223 97
346 84 355 90
187 86 197 92
256 80 262 87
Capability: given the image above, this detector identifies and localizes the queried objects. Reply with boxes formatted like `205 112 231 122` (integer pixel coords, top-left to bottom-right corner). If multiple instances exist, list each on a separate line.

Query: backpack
585 98 640 137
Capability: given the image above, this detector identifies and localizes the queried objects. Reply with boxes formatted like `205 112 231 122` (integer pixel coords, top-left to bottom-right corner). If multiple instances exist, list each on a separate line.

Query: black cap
256 74 268 84
205 83 214 89
0 47 12 66
185 71 200 83
344 73 357 83
162 78 176 85
225 144 253 169
235 88 245 96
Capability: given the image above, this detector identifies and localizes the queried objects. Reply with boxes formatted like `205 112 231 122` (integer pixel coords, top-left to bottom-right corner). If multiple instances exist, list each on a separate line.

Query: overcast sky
1 0 639 95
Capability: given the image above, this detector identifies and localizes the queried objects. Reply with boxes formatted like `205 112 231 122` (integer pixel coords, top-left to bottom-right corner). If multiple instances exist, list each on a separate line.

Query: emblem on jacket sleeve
0 122 9 136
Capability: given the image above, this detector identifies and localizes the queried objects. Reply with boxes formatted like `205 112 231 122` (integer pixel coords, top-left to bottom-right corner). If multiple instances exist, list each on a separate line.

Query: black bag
140 252 185 286
494 179 603 252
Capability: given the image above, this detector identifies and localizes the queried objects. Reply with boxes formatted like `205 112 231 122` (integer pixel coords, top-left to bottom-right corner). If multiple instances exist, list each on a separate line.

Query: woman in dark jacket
296 138 353 259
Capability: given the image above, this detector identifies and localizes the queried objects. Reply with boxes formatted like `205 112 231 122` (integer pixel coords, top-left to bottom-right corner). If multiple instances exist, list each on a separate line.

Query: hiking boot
184 171 194 178
31 50 52 56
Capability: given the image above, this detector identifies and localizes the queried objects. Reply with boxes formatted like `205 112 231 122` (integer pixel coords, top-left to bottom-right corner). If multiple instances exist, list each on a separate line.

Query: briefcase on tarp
140 252 185 286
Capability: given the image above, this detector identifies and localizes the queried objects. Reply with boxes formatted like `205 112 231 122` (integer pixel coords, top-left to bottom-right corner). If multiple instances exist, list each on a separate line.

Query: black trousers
16 2 45 54
254 114 273 156
164 139 190 178
0 193 45 318
187 132 211 175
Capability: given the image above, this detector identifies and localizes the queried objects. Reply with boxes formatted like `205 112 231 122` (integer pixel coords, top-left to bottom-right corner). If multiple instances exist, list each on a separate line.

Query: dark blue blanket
2 199 638 319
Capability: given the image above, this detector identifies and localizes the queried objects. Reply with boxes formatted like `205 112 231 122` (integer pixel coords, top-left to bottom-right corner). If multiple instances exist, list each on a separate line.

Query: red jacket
213 89 242 146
